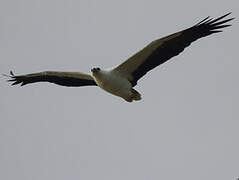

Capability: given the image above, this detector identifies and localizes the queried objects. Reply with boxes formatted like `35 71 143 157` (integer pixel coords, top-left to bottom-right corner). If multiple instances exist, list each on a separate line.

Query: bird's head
91 67 101 73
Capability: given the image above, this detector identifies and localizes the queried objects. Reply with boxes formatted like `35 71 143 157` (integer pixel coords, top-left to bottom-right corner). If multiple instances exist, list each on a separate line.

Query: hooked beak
91 68 97 73
91 68 100 73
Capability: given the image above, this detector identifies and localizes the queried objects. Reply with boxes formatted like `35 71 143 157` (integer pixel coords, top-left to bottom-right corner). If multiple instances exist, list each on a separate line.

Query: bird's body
5 13 234 102
92 69 141 102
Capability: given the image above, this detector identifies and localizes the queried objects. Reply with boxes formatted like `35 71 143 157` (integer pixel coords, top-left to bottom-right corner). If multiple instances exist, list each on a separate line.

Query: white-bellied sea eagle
5 13 234 102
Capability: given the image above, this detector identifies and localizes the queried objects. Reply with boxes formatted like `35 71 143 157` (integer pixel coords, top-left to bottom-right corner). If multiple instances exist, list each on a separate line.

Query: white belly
92 70 132 99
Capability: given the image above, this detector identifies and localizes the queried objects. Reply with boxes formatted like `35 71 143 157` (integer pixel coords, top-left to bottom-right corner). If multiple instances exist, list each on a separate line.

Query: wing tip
192 12 234 36
3 71 25 86
195 12 234 27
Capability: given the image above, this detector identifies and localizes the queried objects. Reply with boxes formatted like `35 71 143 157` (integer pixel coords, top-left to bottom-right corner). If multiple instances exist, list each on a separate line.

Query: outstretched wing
5 71 97 87
114 13 234 86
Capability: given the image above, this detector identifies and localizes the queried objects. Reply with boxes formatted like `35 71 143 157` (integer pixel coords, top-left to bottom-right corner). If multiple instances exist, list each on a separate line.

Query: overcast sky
1 0 239 180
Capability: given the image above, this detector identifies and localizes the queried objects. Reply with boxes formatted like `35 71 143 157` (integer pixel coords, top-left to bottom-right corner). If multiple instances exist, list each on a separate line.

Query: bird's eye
96 68 100 71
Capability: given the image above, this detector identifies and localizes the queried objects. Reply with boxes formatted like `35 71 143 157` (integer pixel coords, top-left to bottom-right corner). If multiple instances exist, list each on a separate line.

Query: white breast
92 70 132 99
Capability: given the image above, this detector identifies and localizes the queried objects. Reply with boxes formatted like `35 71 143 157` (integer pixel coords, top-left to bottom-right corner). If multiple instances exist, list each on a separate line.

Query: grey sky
1 0 239 180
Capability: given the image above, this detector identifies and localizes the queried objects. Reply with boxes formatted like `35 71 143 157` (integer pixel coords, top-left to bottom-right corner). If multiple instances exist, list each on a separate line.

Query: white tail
131 88 142 101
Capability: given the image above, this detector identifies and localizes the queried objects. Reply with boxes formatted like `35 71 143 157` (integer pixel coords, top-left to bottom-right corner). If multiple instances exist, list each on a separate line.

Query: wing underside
5 71 97 87
114 13 234 86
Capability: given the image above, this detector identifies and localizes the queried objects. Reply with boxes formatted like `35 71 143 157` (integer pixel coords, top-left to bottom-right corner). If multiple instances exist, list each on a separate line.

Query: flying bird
5 13 234 102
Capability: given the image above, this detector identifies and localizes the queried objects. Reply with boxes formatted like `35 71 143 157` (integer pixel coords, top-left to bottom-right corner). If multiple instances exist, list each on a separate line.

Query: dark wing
5 71 97 87
114 13 234 86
